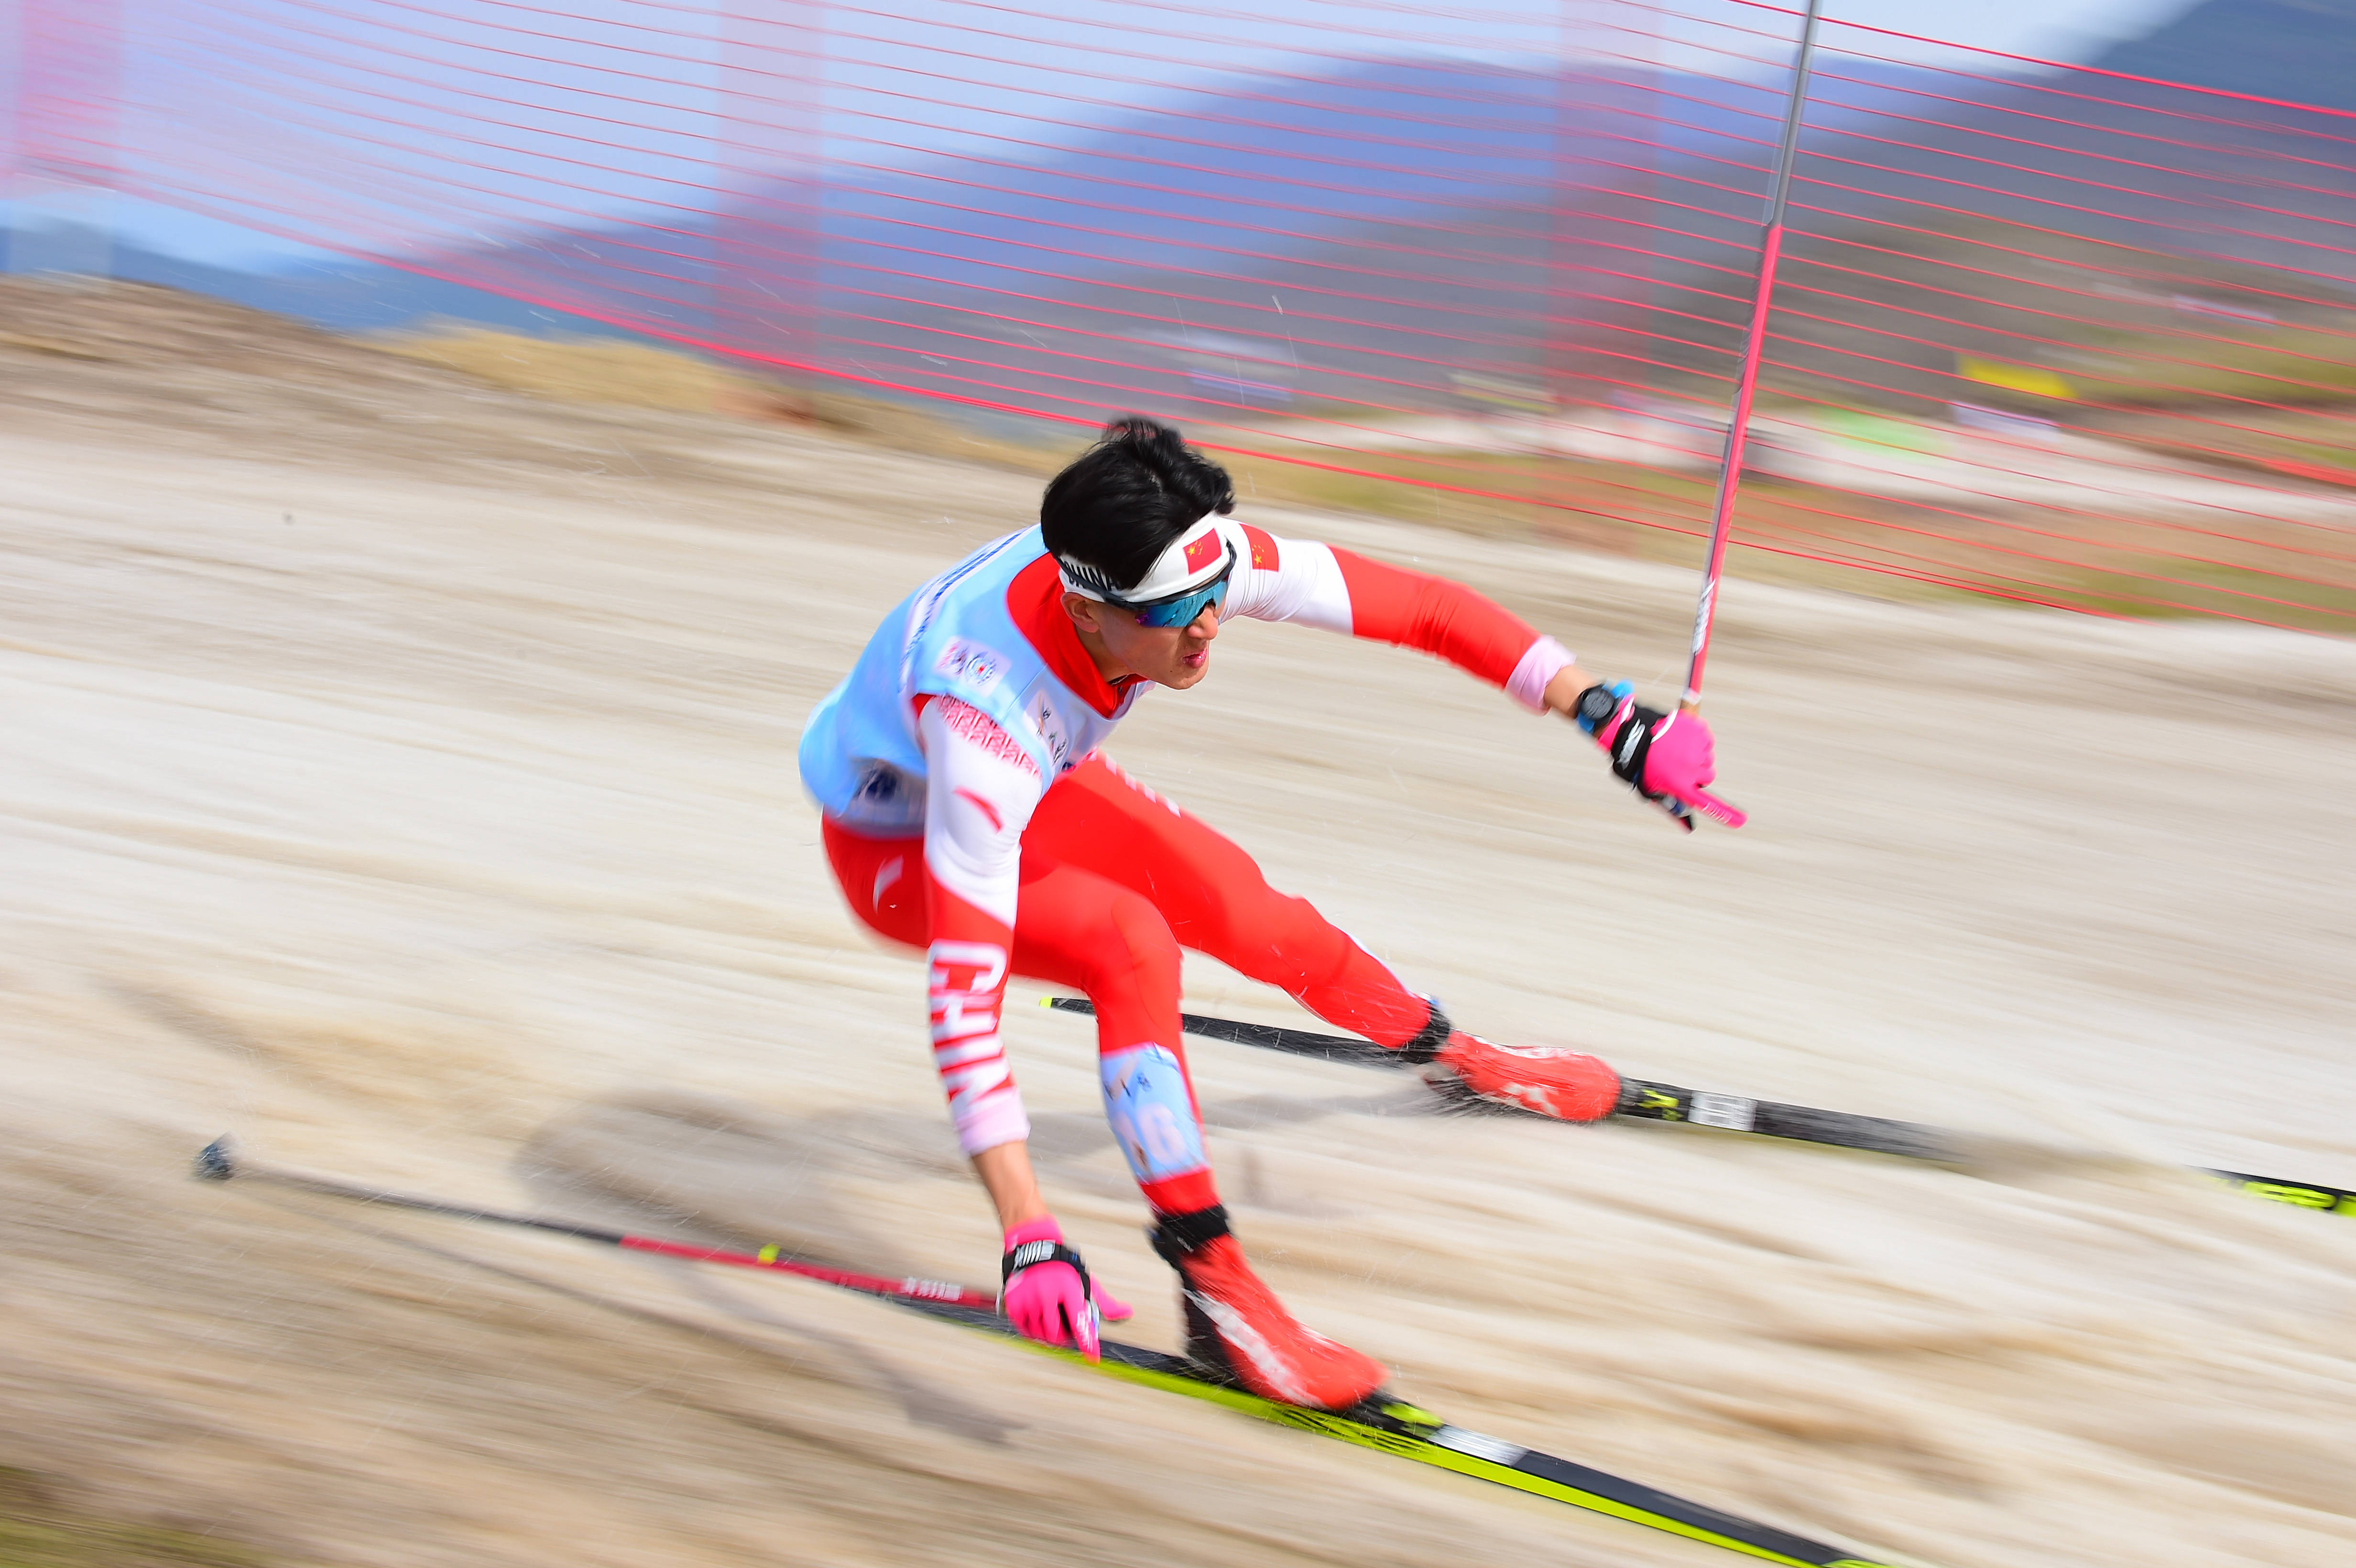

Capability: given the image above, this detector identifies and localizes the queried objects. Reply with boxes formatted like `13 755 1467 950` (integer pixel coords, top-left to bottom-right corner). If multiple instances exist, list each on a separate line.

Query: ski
953 1305 1904 1568
194 1139 1905 1568
1042 997 2356 1218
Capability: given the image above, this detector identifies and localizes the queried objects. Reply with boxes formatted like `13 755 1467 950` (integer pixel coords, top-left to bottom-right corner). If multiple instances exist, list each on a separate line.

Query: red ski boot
1431 1031 1621 1122
1151 1207 1385 1411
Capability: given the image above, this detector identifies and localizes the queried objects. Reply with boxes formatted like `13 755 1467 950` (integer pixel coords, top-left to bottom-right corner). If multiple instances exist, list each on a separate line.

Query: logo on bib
1025 684 1074 773
935 639 1005 694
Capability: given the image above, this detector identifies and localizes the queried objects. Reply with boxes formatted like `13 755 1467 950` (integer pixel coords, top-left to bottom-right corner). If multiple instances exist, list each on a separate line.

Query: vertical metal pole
1680 0 1822 710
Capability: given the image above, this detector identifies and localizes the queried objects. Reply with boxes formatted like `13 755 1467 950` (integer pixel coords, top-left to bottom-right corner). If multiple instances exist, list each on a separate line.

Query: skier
800 418 1739 1411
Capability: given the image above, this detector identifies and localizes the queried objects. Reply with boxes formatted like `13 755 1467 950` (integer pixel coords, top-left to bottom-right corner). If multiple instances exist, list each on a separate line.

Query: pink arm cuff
1505 635 1576 714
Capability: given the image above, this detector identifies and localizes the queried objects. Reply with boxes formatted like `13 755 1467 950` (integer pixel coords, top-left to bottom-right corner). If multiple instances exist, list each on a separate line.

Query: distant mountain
695 55 2018 417
38 15 2356 434
2094 0 2356 110
802 57 1800 416
103 55 1818 410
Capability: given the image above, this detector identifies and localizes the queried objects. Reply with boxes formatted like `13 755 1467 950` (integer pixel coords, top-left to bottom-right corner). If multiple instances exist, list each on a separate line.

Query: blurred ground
2 278 2353 1568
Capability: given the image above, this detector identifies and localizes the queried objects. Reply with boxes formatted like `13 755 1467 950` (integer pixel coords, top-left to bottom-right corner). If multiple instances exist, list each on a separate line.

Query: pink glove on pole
1578 681 1747 830
999 1218 1129 1361
1636 709 1747 829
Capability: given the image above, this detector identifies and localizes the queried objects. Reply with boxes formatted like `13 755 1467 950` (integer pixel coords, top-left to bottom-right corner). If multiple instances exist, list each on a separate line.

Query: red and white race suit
804 523 1571 1215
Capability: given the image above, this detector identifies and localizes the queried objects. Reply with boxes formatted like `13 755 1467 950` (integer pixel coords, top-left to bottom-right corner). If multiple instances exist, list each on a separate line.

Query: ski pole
1682 0 1824 713
190 1144 1904 1567
191 1137 997 1308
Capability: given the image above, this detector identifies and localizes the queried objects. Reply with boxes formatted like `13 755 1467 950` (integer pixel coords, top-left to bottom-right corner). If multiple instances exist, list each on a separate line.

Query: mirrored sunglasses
1130 566 1232 628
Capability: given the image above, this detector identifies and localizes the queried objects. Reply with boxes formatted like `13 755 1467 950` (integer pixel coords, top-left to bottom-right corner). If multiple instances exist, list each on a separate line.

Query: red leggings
822 755 1430 1199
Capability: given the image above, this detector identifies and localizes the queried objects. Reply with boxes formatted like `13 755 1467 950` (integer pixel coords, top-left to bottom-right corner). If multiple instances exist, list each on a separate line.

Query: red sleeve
1330 547 1540 688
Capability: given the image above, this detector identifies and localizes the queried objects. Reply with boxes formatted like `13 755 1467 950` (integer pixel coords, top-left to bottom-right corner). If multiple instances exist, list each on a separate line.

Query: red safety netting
7 0 2355 630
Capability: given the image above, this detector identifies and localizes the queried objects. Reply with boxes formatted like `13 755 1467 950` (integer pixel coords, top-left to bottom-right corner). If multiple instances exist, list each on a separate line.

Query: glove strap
1001 1238 1093 1297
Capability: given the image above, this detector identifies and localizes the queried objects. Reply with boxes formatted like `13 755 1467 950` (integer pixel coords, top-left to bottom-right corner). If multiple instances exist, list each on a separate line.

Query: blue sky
4 0 2197 270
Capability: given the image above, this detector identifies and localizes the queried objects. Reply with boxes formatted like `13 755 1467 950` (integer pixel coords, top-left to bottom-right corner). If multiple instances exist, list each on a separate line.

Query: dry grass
375 324 759 414
363 324 2354 631
377 324 1063 476
0 1470 268 1568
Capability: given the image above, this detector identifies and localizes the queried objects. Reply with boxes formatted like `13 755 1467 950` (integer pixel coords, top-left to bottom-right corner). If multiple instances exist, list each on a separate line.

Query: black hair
1039 416 1234 591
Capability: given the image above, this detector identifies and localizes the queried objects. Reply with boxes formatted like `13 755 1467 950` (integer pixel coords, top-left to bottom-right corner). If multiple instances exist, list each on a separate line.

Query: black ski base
1044 996 2350 1220
1613 1079 1956 1163
1044 996 1950 1159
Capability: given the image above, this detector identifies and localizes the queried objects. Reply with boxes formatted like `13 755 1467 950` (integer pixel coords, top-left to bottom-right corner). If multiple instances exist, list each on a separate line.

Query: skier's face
1064 592 1222 690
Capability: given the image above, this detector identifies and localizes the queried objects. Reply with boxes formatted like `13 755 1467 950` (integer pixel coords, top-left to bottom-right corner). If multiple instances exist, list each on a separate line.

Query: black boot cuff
1397 998 1451 1066
1148 1203 1232 1264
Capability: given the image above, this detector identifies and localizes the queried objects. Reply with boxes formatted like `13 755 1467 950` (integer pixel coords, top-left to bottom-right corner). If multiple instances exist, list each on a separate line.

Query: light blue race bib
1100 1045 1207 1183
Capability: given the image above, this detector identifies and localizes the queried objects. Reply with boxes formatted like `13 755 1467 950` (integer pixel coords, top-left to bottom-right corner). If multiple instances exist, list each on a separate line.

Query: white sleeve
1220 521 1571 712
1222 525 1353 633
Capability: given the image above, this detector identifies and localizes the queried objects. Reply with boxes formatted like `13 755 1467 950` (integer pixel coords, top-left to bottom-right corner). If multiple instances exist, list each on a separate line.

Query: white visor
1057 513 1233 606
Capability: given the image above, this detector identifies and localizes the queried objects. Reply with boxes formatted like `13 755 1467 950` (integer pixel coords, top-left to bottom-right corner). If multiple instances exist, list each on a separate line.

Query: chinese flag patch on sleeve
1242 525 1279 572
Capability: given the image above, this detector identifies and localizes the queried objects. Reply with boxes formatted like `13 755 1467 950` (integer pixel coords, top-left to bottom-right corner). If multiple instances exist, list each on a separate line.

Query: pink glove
1634 709 1746 828
1010 1220 1130 1323
1579 681 1746 829
1000 1218 1127 1360
1008 1219 1131 1320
